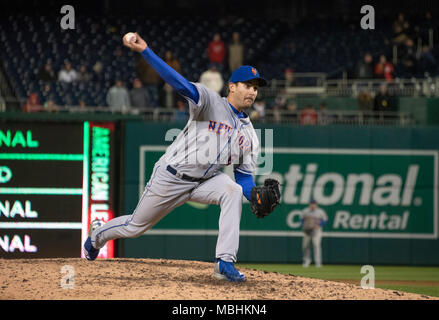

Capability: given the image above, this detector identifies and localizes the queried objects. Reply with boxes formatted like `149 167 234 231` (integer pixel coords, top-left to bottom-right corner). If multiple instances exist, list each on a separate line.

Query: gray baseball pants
90 159 243 262
302 229 323 266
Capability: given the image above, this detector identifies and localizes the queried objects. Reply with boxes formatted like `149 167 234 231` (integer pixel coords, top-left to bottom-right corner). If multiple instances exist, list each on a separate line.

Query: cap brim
256 77 268 87
237 76 268 87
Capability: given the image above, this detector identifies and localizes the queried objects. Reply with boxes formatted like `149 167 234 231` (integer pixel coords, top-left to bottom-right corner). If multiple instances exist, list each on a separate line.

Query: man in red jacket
208 33 226 71
374 55 394 81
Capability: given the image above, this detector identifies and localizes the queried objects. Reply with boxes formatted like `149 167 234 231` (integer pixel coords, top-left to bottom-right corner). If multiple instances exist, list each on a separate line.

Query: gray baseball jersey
301 207 328 230
90 83 260 263
163 82 260 179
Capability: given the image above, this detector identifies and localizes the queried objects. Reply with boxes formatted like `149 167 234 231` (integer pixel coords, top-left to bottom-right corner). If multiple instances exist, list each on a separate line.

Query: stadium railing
260 76 439 97
324 78 439 97
1 105 416 126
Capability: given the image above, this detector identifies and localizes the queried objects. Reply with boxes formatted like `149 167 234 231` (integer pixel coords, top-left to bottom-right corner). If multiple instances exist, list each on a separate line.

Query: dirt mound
0 258 435 300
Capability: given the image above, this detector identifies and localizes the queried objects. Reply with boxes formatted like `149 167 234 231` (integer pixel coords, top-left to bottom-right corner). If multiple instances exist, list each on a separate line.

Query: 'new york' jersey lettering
163 83 259 179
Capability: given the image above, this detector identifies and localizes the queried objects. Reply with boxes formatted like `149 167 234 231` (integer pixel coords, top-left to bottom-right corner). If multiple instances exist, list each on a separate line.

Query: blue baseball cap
310 198 317 204
229 65 268 87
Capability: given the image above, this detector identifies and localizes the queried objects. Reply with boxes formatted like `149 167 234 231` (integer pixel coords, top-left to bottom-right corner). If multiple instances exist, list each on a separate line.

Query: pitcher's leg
215 182 243 262
92 189 186 249
189 173 243 262
90 162 193 250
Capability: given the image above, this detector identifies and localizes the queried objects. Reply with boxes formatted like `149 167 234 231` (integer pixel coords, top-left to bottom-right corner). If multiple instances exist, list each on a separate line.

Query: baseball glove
250 179 281 218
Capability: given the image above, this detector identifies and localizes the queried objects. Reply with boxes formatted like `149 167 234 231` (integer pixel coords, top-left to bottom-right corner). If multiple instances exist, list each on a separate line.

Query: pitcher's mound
0 258 435 300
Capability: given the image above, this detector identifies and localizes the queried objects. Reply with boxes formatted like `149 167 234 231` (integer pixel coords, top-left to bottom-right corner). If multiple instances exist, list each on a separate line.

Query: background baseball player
83 32 281 282
300 199 328 268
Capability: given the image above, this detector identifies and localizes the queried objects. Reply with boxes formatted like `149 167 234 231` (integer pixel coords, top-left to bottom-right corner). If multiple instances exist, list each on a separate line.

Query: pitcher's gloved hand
250 179 281 218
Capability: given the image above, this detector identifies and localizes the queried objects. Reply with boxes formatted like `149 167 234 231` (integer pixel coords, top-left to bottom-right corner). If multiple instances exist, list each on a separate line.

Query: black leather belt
166 165 206 182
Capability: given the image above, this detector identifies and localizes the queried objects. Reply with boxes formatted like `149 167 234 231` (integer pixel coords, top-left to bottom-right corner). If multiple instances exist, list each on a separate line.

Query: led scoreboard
0 121 115 258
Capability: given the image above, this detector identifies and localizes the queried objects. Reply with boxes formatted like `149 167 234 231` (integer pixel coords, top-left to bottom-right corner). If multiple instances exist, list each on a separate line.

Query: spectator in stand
374 83 397 112
272 90 288 123
273 90 288 110
130 78 151 108
374 55 394 81
43 97 59 112
22 92 43 113
174 99 189 123
77 65 92 82
252 97 266 121
91 61 103 82
106 79 130 111
79 97 87 109
37 62 56 82
40 83 52 102
165 50 181 74
208 33 226 71
357 89 374 124
318 103 332 125
300 105 318 125
355 53 374 79
284 68 296 87
418 45 438 75
199 64 224 94
400 37 417 74
358 90 373 111
392 23 408 45
392 12 410 45
285 100 298 123
58 61 78 83
418 11 434 45
136 56 160 106
249 109 260 121
287 101 298 112
161 83 177 109
162 50 181 106
355 53 374 94
228 32 244 72
395 13 411 33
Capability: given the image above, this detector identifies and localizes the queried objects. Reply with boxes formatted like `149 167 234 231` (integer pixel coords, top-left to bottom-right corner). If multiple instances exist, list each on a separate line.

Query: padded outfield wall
122 121 439 265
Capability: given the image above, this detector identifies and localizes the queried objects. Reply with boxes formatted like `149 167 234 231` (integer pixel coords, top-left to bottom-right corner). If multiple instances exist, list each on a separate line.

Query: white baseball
123 32 136 43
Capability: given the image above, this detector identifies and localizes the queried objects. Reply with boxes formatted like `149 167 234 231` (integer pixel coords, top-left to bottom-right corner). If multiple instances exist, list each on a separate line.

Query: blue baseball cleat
83 219 103 261
83 236 99 261
213 259 246 282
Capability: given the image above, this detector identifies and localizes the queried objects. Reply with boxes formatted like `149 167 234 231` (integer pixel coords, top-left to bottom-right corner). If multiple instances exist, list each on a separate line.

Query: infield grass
238 264 439 297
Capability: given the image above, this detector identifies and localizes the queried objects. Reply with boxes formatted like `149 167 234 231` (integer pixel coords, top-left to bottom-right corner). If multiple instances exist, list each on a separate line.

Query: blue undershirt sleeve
141 47 199 104
234 171 256 201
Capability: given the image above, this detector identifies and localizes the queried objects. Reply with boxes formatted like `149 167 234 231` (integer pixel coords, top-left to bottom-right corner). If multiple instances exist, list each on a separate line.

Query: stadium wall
2 112 439 264
122 121 439 265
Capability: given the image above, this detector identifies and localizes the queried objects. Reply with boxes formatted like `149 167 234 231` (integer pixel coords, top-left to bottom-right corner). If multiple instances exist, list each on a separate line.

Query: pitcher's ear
228 82 236 94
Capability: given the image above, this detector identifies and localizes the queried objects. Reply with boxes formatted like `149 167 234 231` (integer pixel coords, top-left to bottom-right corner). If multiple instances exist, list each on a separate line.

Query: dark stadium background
1 0 439 116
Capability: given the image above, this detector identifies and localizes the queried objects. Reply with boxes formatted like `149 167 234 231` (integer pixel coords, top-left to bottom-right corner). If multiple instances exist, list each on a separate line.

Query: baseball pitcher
83 32 281 282
300 199 327 268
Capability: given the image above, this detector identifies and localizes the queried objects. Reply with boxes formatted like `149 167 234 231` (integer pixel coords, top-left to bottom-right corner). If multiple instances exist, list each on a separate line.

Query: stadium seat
1 14 437 107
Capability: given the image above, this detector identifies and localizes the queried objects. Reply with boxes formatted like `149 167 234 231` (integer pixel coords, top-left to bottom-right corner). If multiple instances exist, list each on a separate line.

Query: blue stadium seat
1 14 437 106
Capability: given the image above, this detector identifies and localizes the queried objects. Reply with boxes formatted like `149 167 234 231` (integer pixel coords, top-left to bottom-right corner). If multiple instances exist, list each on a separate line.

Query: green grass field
238 264 439 297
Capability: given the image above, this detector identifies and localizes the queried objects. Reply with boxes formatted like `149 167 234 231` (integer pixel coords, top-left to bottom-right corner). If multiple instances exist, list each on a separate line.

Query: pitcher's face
228 79 259 110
